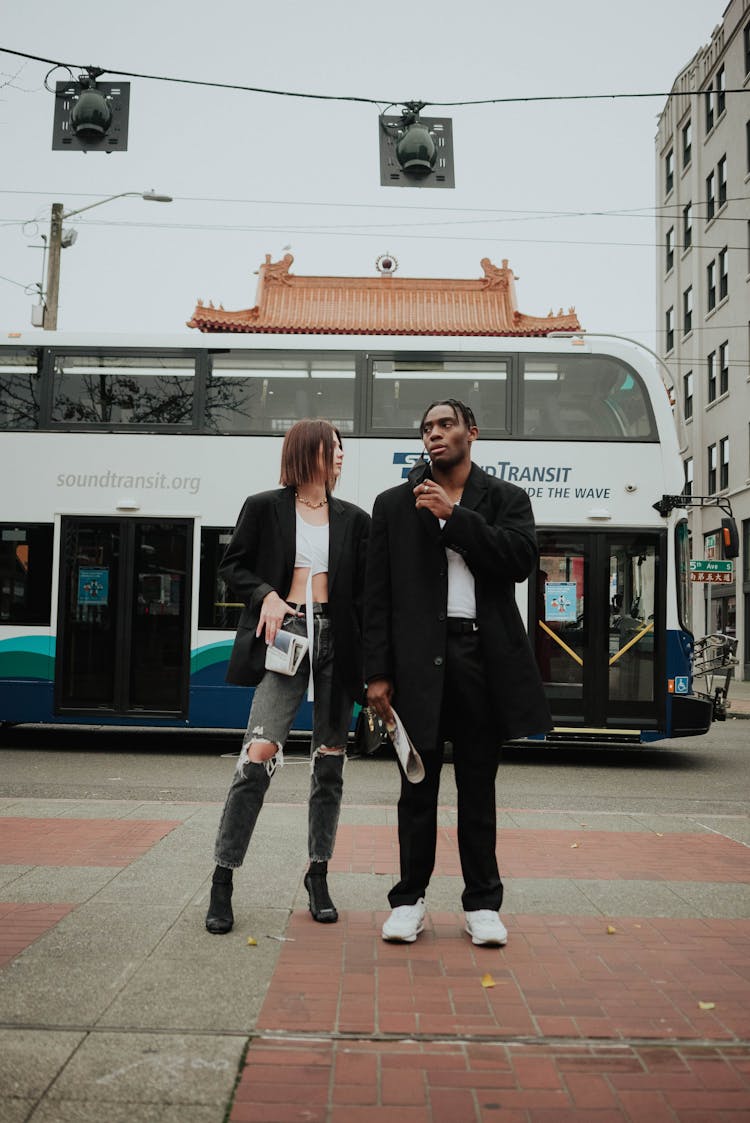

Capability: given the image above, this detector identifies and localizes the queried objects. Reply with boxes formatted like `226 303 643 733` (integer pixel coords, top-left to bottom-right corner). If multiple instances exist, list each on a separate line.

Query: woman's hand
257 590 299 645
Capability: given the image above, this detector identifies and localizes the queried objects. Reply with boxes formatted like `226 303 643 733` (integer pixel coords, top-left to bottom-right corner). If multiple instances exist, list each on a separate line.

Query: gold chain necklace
295 491 328 509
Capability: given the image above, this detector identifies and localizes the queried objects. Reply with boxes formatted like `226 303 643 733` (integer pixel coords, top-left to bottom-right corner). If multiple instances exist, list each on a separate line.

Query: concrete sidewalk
1 750 749 1121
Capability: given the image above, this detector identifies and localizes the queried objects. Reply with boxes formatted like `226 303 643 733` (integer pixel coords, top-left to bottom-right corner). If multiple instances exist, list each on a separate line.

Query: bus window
51 353 195 426
199 528 243 630
208 355 355 433
675 519 692 634
371 359 508 432
0 349 42 430
522 356 656 440
0 524 53 624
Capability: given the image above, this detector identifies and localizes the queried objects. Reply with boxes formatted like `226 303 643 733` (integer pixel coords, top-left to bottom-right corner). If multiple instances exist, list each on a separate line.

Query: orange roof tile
187 255 581 336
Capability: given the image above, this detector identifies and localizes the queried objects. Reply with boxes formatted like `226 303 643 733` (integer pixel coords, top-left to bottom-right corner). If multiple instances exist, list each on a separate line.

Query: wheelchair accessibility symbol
674 676 689 694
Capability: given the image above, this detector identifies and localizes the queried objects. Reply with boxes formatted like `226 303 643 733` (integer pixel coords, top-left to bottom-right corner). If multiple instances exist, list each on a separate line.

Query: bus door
531 531 664 732
56 517 192 717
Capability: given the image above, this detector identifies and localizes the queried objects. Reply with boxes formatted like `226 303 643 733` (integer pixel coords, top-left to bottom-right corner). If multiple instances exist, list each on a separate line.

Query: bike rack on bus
653 494 739 720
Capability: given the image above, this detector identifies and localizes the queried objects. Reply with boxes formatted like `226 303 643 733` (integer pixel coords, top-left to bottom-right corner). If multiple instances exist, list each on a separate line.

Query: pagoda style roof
186 254 581 336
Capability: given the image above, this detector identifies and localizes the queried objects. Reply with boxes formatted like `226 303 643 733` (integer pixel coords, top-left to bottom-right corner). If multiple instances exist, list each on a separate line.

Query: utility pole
43 203 64 331
36 192 172 331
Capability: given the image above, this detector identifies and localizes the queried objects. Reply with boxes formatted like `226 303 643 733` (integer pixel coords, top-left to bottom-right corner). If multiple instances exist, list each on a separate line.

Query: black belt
288 602 329 617
446 618 478 634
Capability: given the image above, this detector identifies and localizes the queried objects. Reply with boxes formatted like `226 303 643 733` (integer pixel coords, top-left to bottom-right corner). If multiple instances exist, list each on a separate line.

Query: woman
206 420 370 933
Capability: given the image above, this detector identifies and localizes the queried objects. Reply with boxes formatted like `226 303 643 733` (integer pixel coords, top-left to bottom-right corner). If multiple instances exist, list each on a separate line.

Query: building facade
655 0 750 678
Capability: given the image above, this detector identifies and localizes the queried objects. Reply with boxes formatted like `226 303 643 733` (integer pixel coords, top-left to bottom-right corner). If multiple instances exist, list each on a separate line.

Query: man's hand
413 478 454 521
257 590 299 645
367 678 395 727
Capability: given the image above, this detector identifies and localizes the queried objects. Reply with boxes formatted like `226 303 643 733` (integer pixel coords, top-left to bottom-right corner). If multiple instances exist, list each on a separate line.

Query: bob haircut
279 419 341 491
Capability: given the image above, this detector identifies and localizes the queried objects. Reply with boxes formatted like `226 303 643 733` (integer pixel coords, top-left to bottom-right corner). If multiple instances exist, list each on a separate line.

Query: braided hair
418 398 478 434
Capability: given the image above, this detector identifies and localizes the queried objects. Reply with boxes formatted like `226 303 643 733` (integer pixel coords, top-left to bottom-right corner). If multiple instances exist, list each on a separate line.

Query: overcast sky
0 1 727 350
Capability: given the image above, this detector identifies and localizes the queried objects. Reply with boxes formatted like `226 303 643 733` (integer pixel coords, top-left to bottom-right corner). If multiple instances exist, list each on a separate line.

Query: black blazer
364 461 552 749
219 487 370 708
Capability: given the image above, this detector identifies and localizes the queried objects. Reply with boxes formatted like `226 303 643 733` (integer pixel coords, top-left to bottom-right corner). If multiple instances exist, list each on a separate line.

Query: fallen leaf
656 833 664 838
481 973 496 988
246 937 257 946
698 1001 716 1011
570 842 580 849
606 925 617 935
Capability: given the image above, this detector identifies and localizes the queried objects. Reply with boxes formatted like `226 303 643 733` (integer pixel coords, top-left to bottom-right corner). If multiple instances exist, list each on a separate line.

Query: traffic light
720 517 739 559
379 102 455 188
52 70 130 152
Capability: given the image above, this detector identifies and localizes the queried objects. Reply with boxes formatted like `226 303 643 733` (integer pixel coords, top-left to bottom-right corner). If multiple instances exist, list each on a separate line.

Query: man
364 399 552 946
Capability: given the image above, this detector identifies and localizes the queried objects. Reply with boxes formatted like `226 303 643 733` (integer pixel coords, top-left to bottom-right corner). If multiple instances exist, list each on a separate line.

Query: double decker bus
0 329 735 741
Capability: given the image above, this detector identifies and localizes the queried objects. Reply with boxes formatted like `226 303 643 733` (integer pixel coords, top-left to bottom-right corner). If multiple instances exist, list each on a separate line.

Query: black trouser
388 628 503 912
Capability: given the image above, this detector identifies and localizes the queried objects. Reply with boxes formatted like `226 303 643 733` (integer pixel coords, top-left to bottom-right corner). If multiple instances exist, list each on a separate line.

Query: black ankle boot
206 877 234 934
304 869 338 923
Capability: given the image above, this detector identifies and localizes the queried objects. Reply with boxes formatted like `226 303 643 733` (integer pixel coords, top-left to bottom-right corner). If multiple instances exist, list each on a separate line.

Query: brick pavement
1 804 749 1120
331 825 750 881
229 821 750 1122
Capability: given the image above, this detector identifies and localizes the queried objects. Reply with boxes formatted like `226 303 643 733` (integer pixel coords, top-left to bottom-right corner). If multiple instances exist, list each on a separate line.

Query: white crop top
295 513 330 699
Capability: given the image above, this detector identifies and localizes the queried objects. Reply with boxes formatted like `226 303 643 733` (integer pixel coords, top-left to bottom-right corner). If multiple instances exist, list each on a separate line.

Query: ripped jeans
213 613 354 868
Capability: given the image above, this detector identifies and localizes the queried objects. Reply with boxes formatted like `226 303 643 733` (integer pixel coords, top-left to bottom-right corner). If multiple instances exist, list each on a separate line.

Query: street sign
705 534 717 560
690 560 733 572
690 559 733 583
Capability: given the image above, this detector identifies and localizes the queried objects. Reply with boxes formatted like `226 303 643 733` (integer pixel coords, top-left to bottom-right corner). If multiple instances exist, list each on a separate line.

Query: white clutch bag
264 629 309 676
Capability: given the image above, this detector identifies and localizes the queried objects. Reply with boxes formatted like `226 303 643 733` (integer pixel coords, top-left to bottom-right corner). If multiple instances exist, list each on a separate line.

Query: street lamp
41 190 173 330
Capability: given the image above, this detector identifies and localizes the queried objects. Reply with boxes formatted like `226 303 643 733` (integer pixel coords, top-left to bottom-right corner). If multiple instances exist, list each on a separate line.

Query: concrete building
656 0 750 679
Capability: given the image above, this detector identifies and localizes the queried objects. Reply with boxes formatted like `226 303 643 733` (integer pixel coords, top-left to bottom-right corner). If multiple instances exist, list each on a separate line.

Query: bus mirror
721 517 739 559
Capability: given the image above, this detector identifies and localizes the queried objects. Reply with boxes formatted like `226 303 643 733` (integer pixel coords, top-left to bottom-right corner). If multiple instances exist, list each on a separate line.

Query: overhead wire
2 46 750 107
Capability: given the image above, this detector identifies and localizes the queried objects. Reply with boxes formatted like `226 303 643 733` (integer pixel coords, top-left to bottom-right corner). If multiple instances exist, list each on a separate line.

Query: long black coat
364 461 552 750
219 487 370 708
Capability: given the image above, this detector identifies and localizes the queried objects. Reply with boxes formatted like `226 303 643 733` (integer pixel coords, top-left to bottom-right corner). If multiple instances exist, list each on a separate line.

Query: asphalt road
1 717 747 815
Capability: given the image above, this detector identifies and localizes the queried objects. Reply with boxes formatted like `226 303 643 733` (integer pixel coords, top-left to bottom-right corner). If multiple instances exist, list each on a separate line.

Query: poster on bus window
78 567 109 606
544 581 577 622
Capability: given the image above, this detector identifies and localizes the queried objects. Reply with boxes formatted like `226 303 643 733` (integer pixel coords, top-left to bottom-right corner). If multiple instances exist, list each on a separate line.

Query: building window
707 260 717 311
706 171 716 221
683 286 693 335
665 306 674 353
716 65 726 117
0 524 53 624
682 119 692 168
665 148 674 196
719 436 729 490
707 351 717 403
717 155 727 208
719 341 729 396
666 226 675 272
719 247 728 300
684 456 693 496
683 370 693 419
705 83 715 133
708 443 717 494
683 202 693 249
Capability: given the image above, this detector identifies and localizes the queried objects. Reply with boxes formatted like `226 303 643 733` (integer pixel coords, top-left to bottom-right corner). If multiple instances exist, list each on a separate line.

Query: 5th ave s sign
689 559 734 584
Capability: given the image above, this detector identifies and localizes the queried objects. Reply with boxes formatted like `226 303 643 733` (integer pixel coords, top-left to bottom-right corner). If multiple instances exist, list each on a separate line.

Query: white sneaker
382 899 426 942
465 910 508 946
